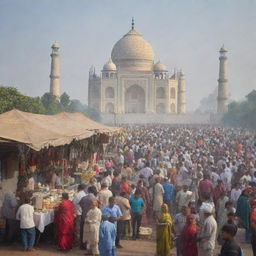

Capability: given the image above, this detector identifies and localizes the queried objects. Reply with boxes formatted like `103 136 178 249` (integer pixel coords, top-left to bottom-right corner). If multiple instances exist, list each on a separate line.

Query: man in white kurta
83 200 102 256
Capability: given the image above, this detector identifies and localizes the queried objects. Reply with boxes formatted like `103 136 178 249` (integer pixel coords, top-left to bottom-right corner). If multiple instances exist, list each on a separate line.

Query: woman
156 203 173 256
181 215 198 256
54 193 75 251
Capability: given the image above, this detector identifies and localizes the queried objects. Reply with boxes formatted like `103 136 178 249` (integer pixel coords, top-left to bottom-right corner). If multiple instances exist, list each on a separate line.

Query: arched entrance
125 85 145 113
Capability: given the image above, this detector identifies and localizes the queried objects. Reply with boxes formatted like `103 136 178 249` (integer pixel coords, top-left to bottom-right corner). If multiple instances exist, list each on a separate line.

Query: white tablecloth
33 209 54 233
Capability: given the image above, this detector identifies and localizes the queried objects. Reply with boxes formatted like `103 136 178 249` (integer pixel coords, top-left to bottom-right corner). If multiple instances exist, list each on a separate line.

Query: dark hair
225 201 234 208
120 192 126 197
135 189 141 195
227 212 236 217
78 184 85 191
24 197 31 204
88 186 97 195
221 224 237 236
62 192 69 200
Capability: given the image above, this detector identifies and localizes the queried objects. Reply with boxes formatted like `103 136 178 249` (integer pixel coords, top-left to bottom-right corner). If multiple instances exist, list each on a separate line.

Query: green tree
60 92 70 109
41 92 62 114
0 87 45 114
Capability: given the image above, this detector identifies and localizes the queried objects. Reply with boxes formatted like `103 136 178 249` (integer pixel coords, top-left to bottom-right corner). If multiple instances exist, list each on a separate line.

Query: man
2 192 18 243
98 183 113 209
250 191 256 255
79 186 97 248
176 185 193 212
72 184 86 242
129 189 144 240
99 216 117 256
102 197 123 248
152 177 164 217
139 162 153 187
230 183 242 207
199 174 214 200
83 200 102 256
173 205 190 256
162 177 175 214
198 203 217 256
115 192 131 239
101 170 112 188
219 224 242 256
16 197 35 252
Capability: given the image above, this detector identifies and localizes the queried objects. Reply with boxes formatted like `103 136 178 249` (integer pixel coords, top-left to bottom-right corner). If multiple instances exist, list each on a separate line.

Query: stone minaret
217 46 228 113
50 43 60 99
177 70 186 114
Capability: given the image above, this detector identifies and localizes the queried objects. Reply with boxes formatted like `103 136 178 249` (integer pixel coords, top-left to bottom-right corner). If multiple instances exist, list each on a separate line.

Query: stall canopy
0 109 120 151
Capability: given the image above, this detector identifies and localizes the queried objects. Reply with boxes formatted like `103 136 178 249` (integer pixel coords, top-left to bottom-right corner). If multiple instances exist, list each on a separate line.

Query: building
88 20 186 118
217 46 228 114
49 42 61 99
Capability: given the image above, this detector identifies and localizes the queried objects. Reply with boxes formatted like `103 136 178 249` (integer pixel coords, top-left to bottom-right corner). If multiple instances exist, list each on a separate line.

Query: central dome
111 28 155 71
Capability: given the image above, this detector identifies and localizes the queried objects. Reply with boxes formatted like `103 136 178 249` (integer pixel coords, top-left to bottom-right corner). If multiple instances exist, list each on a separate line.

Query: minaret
177 70 186 114
50 42 60 99
217 46 228 113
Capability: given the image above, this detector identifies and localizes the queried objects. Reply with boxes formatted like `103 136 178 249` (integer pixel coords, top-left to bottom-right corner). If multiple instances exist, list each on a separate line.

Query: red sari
54 200 75 251
181 215 198 256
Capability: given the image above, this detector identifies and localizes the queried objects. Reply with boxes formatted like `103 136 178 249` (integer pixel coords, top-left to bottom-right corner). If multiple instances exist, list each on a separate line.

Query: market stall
0 109 121 239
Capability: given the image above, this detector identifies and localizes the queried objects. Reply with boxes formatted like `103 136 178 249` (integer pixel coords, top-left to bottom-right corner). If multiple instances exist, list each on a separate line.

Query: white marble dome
153 61 168 72
103 60 117 71
111 28 154 71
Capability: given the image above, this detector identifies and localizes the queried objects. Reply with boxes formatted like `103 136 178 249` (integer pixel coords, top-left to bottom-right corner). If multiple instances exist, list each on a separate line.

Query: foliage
0 86 100 121
222 90 256 129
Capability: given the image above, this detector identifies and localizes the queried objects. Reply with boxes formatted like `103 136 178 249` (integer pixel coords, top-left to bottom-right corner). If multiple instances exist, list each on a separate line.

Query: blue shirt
102 205 122 226
162 183 174 201
129 195 144 213
99 220 116 254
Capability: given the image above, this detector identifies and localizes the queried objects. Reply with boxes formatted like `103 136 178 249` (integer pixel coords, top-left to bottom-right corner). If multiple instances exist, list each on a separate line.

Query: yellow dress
156 212 173 256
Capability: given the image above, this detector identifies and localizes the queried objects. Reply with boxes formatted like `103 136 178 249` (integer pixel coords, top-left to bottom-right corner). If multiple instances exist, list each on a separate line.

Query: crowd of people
2 125 256 256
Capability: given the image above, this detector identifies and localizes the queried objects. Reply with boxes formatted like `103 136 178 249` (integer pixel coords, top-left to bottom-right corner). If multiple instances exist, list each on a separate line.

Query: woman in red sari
54 193 75 251
181 215 198 256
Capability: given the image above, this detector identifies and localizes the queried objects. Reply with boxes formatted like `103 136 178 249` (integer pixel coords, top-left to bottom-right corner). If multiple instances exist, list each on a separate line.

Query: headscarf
182 215 197 236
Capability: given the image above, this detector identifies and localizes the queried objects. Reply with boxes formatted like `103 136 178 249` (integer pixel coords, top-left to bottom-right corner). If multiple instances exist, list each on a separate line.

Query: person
198 174 214 201
79 185 97 248
72 184 86 242
152 177 164 217
162 178 175 214
181 215 198 256
129 189 144 240
139 162 153 187
156 203 173 256
115 192 131 239
99 216 117 256
213 179 226 205
98 183 113 209
230 183 242 207
250 191 256 256
173 205 190 256
236 188 251 243
176 185 193 212
120 176 130 195
219 224 242 256
54 193 75 251
83 200 102 256
198 203 217 256
16 197 35 252
102 197 122 248
216 191 229 234
2 192 18 243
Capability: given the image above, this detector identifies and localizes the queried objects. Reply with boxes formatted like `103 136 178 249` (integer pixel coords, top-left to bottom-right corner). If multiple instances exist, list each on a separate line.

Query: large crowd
2 125 256 256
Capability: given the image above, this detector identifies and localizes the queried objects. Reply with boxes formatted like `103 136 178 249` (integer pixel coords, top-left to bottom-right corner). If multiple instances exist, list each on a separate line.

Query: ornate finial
132 17 134 29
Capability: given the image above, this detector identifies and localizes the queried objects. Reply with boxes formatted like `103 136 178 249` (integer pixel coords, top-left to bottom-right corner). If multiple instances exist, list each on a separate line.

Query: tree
0 87 45 114
41 92 62 114
60 92 70 108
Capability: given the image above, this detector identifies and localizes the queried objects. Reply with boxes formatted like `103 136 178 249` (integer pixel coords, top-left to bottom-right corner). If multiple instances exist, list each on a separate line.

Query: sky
0 0 255 111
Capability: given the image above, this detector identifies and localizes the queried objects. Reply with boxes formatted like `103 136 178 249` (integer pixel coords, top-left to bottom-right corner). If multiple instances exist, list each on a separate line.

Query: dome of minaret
153 61 168 72
103 60 117 71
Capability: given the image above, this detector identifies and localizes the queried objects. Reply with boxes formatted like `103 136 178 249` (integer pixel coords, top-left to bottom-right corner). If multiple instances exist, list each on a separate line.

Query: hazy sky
0 0 255 111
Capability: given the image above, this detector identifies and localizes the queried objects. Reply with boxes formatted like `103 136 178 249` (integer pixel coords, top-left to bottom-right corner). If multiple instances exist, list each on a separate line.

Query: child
219 224 242 256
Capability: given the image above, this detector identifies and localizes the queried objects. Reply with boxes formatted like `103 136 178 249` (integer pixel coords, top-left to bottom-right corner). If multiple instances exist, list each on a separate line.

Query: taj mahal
87 19 186 118
48 19 228 124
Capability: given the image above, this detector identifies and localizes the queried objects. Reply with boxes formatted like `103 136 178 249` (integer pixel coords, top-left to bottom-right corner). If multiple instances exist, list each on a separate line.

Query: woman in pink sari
54 193 75 251
181 215 198 256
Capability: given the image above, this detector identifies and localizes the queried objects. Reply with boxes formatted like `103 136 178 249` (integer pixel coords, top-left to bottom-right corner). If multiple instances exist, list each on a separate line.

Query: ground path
0 228 253 256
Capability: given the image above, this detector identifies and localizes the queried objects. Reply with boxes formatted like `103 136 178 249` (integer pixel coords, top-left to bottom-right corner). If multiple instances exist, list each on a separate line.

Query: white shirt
73 190 86 215
16 204 35 229
230 188 242 203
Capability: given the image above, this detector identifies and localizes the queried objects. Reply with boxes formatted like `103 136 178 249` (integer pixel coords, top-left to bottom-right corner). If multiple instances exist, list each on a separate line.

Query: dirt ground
0 228 253 256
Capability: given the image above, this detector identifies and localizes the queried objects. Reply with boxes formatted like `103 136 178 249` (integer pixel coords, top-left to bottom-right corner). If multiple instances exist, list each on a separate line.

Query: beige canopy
0 109 120 151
